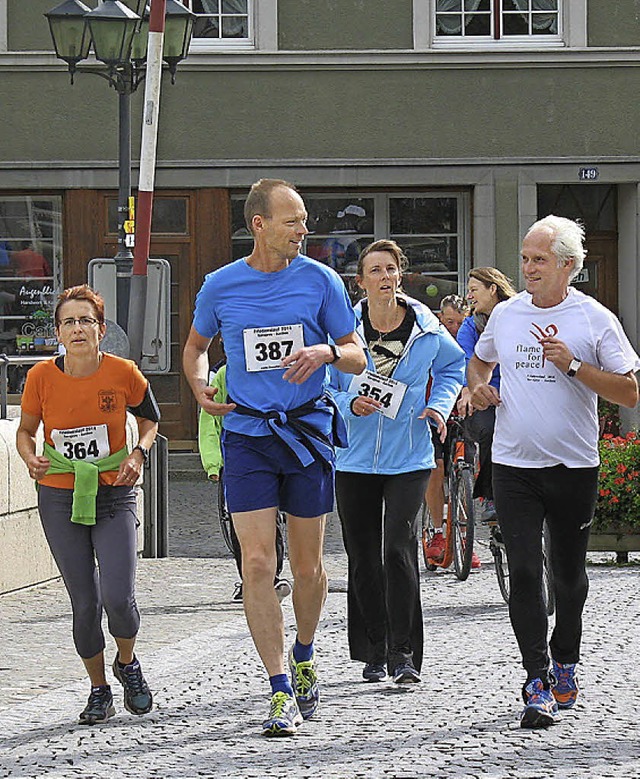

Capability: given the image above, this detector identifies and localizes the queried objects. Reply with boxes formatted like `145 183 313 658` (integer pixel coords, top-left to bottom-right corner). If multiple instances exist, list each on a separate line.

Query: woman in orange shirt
16 285 159 725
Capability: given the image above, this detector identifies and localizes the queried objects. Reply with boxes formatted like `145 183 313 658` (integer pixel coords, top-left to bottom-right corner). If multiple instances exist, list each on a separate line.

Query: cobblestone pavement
1 477 640 778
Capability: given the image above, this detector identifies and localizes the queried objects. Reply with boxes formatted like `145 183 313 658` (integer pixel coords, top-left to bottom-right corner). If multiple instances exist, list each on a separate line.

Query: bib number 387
348 370 408 420
243 324 305 372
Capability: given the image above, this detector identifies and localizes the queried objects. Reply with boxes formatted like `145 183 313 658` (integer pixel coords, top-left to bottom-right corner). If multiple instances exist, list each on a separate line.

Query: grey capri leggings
38 484 140 659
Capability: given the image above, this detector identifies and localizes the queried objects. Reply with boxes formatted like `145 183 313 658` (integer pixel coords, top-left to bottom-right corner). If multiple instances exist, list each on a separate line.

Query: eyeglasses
58 317 100 329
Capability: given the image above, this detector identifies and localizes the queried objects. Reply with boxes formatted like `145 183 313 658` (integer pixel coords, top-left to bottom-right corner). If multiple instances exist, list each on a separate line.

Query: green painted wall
588 0 640 47
1 66 639 163
278 0 411 50
8 0 55 51
494 179 521 278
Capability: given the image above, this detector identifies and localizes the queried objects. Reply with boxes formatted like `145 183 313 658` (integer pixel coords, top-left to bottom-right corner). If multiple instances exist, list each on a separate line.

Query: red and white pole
128 0 166 365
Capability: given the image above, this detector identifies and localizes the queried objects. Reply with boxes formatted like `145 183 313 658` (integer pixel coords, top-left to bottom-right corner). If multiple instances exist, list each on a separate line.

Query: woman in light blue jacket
328 240 465 685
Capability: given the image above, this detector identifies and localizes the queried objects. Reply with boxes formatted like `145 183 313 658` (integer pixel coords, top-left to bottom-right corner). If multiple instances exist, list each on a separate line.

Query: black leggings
38 485 140 659
493 463 598 682
335 470 429 673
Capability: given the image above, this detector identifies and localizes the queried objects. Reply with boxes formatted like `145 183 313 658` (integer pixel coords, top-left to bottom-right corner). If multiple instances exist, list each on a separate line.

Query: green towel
43 442 129 526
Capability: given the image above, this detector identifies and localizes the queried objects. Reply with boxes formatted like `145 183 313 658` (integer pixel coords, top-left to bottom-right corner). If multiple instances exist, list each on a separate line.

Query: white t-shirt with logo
474 288 640 468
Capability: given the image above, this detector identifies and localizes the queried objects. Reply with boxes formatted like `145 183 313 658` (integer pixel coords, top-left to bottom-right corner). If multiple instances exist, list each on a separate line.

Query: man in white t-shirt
467 215 640 730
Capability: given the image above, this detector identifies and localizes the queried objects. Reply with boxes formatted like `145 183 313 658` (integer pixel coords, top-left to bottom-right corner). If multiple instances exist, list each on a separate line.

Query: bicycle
421 416 478 581
489 516 555 616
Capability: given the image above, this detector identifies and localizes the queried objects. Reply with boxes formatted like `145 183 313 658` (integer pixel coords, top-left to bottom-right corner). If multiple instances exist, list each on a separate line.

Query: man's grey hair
526 214 586 280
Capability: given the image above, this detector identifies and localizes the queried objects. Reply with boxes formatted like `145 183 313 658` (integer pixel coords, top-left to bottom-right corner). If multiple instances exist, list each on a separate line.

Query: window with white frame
231 191 470 310
435 0 562 44
185 0 252 48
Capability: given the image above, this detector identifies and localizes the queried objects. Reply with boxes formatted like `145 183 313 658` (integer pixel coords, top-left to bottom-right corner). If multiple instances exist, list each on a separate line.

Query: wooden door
578 233 618 315
63 188 232 447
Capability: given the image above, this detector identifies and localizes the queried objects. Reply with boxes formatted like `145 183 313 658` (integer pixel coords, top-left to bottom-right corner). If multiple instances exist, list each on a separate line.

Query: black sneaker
392 662 421 684
78 685 115 725
363 663 387 682
112 655 153 715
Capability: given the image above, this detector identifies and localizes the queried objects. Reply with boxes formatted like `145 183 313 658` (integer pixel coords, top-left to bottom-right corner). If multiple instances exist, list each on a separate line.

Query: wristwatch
566 358 582 377
133 444 149 464
329 343 342 363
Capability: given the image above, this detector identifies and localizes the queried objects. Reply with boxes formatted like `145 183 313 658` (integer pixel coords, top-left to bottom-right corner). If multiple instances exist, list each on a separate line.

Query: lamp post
45 0 194 333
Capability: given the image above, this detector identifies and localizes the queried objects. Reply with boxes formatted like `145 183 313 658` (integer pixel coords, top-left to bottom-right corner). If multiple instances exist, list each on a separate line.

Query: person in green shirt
198 361 291 603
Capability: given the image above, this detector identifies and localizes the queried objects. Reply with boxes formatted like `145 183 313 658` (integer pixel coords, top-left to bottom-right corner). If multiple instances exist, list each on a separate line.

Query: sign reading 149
348 370 408 420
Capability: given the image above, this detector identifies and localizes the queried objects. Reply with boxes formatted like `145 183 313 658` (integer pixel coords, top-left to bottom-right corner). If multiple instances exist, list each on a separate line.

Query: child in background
198 361 292 602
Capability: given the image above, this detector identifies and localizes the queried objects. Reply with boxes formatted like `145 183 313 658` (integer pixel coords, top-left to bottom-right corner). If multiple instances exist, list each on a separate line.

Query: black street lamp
45 0 194 332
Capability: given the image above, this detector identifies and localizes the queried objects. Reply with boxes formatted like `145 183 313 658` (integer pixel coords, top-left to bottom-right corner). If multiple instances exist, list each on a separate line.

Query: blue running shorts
221 429 335 517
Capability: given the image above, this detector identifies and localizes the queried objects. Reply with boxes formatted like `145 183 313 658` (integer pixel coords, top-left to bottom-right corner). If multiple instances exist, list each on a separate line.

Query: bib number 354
348 370 407 420
243 324 305 372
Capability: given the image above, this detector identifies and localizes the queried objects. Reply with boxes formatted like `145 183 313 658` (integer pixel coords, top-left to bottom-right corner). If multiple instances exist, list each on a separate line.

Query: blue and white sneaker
552 660 579 709
262 692 303 737
288 646 319 720
520 678 559 729
363 663 387 682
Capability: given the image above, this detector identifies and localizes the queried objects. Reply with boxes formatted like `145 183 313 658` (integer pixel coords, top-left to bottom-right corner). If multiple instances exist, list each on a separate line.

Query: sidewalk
1 477 639 778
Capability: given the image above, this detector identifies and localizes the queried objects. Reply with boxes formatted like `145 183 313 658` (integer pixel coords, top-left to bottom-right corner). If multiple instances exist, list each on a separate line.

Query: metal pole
114 79 133 336
128 0 166 365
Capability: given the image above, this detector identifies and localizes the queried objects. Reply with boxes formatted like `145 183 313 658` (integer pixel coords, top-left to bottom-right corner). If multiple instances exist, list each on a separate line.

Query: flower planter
588 530 640 553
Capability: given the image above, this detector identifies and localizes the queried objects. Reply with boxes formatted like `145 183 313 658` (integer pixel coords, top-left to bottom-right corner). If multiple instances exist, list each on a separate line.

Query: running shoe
520 678 559 729
392 662 421 684
479 499 497 523
426 533 446 562
274 577 292 603
232 581 243 601
262 691 303 737
362 663 387 682
288 646 319 719
112 655 153 715
552 660 579 709
471 551 482 570
78 685 115 725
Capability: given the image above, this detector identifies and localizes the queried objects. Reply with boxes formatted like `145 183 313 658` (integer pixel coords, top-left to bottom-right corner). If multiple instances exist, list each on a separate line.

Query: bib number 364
51 424 110 462
243 324 305 372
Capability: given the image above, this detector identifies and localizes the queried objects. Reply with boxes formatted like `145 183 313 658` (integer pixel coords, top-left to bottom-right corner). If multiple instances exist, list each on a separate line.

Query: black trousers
493 463 598 683
464 406 495 500
335 469 429 673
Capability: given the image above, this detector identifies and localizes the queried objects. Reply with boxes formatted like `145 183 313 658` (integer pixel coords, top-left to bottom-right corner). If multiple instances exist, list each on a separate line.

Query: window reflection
230 192 465 310
0 197 62 390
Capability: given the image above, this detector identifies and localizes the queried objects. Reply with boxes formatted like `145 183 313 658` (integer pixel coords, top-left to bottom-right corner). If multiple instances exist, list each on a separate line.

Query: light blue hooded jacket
328 295 465 475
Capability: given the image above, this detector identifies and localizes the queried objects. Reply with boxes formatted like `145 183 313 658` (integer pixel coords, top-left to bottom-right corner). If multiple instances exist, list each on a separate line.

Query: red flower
603 433 614 440
614 477 626 485
617 463 627 474
610 496 620 504
599 489 610 497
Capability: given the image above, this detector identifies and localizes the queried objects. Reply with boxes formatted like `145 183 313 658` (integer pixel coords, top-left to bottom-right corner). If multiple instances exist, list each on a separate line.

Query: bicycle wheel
490 526 510 604
542 521 555 616
420 501 438 572
452 467 475 581
216 468 235 555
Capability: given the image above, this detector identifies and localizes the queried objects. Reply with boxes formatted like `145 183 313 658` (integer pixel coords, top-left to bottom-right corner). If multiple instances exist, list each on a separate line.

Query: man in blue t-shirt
183 179 366 737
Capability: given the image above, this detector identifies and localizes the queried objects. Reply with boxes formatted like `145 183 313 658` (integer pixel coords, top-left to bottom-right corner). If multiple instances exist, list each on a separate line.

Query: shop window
0 197 63 376
230 191 469 310
107 197 188 234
